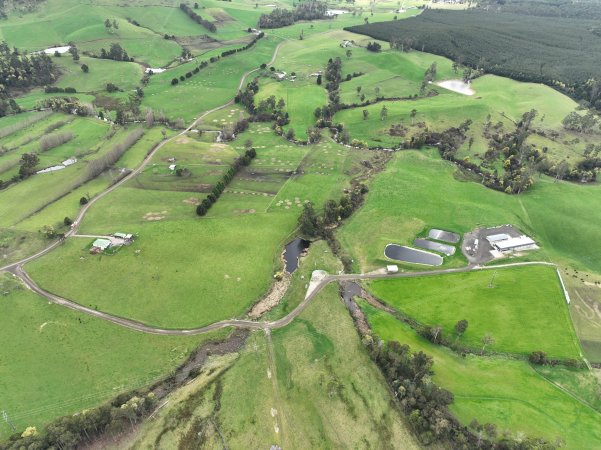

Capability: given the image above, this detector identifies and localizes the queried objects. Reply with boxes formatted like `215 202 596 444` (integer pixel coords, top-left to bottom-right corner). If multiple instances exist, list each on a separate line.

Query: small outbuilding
90 238 112 254
113 232 133 242
386 265 399 274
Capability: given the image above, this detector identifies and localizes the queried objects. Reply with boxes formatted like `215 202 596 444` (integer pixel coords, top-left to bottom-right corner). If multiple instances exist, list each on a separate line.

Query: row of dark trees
258 1 328 28
196 146 257 216
180 3 217 33
0 393 157 450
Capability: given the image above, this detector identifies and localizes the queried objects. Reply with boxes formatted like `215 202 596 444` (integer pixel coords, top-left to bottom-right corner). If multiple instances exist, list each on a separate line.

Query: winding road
9 261 558 336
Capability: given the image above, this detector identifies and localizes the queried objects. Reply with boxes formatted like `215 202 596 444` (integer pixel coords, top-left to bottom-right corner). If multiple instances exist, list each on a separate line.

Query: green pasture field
255 79 325 139
115 127 174 169
266 283 419 448
0 118 117 228
129 281 419 448
24 124 363 328
142 36 280 121
117 352 242 450
0 273 226 439
335 73 577 148
561 268 601 363
0 229 48 267
194 104 247 131
363 303 601 449
0 0 182 66
26 213 299 328
54 56 143 93
367 265 581 359
338 149 601 275
14 92 96 111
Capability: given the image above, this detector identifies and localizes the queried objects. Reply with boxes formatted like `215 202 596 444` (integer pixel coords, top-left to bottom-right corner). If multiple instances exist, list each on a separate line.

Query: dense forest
478 0 601 20
347 9 601 109
0 41 55 116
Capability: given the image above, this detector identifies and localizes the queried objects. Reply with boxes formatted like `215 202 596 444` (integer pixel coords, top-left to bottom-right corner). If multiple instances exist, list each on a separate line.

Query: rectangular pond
413 238 455 256
428 229 460 244
384 244 443 266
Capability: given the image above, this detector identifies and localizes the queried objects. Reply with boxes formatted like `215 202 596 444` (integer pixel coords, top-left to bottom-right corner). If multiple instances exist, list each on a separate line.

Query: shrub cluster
196 148 257 216
96 43 132 62
44 86 76 94
258 1 328 29
39 131 74 152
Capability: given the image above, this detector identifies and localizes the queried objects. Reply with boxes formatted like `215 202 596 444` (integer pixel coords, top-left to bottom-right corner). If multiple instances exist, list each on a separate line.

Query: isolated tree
145 108 154 127
468 136 474 151
481 333 495 354
104 18 112 32
18 152 39 179
63 217 73 226
455 319 468 340
410 108 417 125
554 160 569 182
112 19 119 30
244 139 253 151
41 225 56 239
81 63 89 73
430 325 443 343
285 128 295 140
316 74 322 85
374 86 380 97
380 104 388 121
346 49 352 59
115 108 126 125
362 109 369 120
528 351 548 365
68 46 79 61
356 85 362 96
79 196 89 205
298 202 320 237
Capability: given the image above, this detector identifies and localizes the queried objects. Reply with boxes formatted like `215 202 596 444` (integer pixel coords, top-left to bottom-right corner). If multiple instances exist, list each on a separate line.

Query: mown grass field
54 55 143 93
0 274 226 439
367 265 581 359
363 303 601 449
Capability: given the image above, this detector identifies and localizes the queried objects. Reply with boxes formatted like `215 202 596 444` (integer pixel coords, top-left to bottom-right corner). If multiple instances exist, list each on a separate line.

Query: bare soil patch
248 274 291 319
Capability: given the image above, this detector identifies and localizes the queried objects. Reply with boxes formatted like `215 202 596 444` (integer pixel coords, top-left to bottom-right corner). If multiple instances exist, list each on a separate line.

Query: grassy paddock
368 265 581 359
363 303 601 449
0 275 225 439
